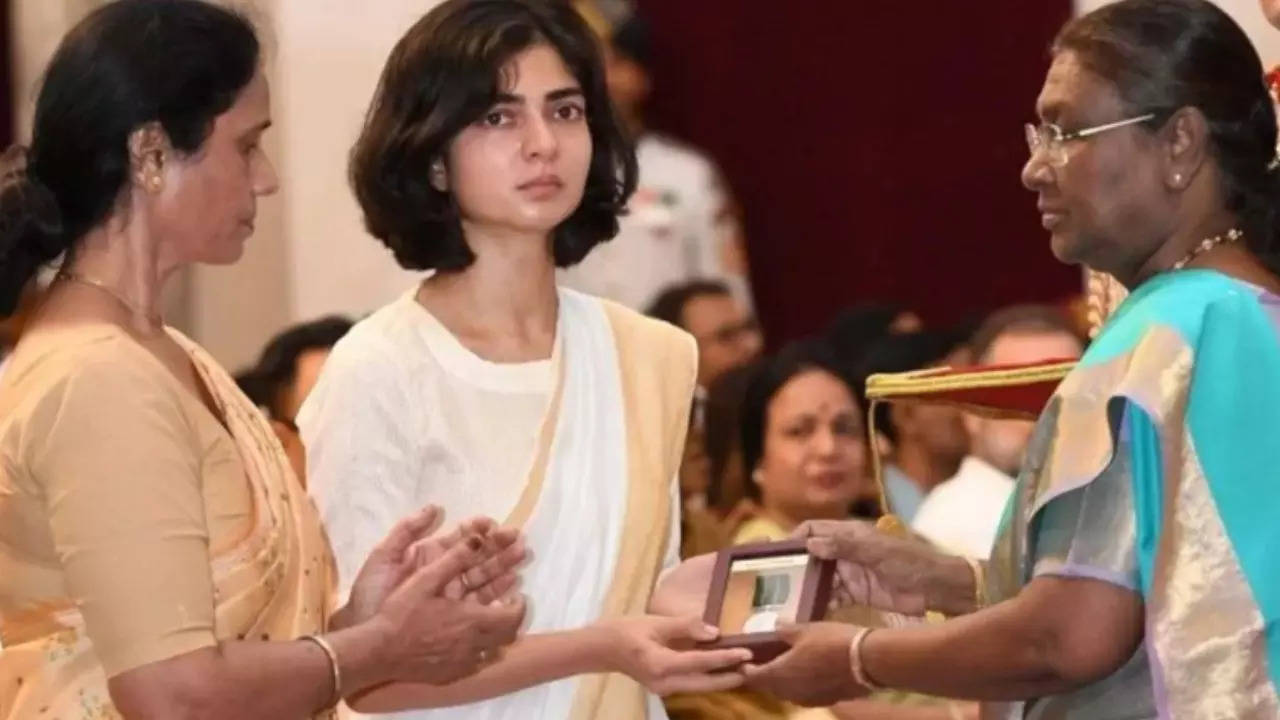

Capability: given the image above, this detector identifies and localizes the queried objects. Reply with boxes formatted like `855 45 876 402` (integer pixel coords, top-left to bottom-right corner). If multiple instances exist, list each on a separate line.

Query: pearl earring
1173 173 1184 186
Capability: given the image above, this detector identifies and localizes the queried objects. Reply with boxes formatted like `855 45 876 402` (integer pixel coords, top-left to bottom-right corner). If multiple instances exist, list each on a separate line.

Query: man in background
912 305 1084 557
647 279 762 391
859 330 973 522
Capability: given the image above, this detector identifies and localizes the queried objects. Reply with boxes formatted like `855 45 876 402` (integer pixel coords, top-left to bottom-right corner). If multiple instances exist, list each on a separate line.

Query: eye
552 102 586 122
480 108 516 127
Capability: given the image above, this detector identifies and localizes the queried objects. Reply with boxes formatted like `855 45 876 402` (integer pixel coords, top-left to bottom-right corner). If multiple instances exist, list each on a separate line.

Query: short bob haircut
349 0 638 272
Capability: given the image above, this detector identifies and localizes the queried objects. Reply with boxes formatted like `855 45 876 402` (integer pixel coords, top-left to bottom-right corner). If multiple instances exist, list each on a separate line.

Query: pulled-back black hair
0 0 260 315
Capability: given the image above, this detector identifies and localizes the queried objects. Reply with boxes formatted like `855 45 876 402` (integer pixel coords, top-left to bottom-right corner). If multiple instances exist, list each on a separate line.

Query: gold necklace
1172 228 1242 271
58 270 164 329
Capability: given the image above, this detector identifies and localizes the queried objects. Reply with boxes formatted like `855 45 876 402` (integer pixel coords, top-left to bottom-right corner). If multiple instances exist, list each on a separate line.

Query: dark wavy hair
0 0 260 315
235 316 353 422
1056 0 1280 271
739 341 860 502
349 0 638 272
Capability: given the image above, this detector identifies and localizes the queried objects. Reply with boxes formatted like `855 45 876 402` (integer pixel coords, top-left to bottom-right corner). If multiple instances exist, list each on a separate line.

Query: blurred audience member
703 361 759 517
912 306 1084 558
824 302 924 382
1263 0 1280 26
648 279 762 390
0 280 44 374
236 315 352 482
858 331 971 522
732 342 872 543
559 14 753 310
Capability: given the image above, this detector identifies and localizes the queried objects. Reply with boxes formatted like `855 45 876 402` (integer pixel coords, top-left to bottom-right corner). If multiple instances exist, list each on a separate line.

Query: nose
1021 152 1053 193
255 152 280 197
522 114 559 162
812 426 839 457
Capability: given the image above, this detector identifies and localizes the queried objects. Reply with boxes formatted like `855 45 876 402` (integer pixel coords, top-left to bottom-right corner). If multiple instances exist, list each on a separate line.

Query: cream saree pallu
985 270 1280 719
404 289 694 720
0 331 333 719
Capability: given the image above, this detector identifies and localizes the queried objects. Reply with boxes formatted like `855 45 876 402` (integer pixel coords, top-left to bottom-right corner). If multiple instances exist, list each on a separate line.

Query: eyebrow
494 87 585 104
242 119 272 136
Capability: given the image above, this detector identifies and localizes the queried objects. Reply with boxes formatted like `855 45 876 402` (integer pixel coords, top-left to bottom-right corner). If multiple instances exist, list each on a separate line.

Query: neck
759 500 847 534
892 441 958 493
419 222 559 352
1122 210 1240 289
57 210 175 334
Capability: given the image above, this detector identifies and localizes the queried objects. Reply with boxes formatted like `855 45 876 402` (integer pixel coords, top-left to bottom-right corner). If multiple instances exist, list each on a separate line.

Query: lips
518 175 564 193
1038 201 1066 230
808 471 849 491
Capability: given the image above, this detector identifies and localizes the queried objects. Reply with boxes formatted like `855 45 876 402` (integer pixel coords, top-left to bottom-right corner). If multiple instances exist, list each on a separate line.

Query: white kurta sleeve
298 333 423 603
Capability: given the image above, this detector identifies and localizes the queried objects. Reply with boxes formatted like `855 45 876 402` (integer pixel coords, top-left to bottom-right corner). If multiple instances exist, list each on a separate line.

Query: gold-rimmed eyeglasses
1024 114 1156 168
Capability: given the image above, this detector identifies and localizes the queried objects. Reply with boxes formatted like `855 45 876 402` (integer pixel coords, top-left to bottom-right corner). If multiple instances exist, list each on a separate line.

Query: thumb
378 505 443 559
775 621 802 644
806 536 838 560
663 615 719 643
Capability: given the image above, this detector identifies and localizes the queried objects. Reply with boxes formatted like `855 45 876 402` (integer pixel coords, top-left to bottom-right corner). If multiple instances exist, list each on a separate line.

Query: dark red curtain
636 0 1078 341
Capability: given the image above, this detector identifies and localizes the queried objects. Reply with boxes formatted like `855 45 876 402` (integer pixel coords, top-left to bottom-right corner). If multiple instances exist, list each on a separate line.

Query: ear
961 411 982 439
429 157 449 192
887 403 914 437
1160 106 1211 192
127 122 172 194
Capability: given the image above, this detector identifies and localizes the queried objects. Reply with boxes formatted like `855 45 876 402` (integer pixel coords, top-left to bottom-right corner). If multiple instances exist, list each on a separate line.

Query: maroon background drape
636 0 1078 342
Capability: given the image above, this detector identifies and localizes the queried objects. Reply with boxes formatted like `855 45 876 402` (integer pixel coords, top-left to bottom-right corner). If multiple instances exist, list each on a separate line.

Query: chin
1048 231 1085 266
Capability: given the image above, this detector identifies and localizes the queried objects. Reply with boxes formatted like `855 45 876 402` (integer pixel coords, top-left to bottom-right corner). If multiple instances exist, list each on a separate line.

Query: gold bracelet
301 634 342 707
964 556 988 610
847 627 883 691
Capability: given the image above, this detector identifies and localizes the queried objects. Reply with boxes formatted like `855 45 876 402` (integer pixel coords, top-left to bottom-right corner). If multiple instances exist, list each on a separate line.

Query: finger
455 516 497 542
486 526 522 552
469 571 519 605
806 536 838 560
403 535 485 597
658 670 747 695
653 616 719 643
654 646 754 676
378 505 443 559
775 622 801 644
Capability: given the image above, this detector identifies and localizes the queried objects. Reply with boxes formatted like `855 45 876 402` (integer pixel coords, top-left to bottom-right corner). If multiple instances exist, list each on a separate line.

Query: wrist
328 616 400 693
585 620 628 675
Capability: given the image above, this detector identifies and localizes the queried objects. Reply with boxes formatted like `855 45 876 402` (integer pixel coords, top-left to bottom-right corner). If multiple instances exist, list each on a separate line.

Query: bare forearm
350 625 614 712
861 601 1085 700
112 622 393 720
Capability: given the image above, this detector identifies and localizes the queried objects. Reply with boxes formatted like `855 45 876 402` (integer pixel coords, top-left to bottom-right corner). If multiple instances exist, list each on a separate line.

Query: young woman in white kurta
299 2 749 718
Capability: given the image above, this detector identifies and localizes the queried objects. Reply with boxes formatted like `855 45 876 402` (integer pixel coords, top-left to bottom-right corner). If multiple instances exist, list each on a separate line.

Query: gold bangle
847 627 883 691
964 556 988 610
301 634 342 707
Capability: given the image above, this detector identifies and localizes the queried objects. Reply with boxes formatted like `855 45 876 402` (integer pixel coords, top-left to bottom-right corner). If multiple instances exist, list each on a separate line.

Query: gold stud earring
148 174 163 192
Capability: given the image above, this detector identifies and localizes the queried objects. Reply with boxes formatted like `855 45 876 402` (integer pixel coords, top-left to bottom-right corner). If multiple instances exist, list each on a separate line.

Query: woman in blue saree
735 1 1280 717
